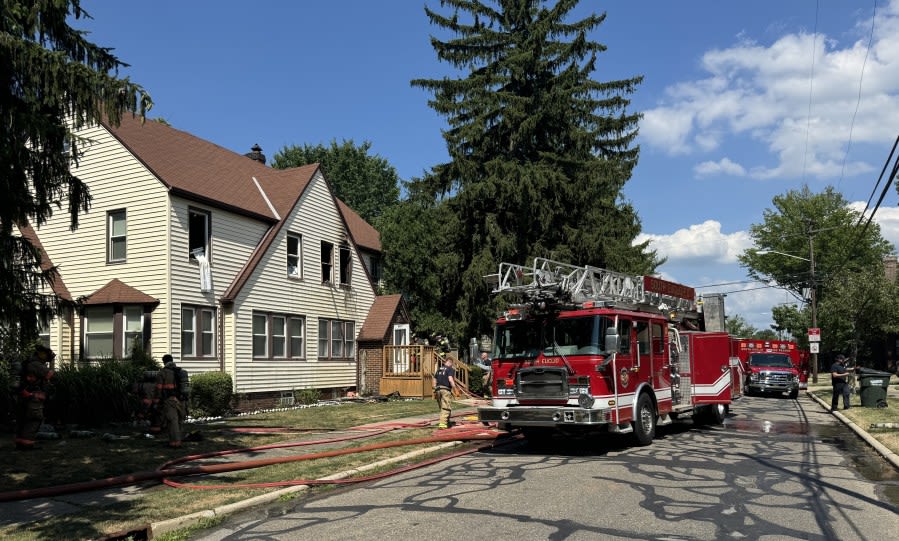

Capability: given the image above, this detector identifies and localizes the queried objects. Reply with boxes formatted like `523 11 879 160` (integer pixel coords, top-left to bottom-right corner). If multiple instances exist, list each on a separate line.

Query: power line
838 0 878 189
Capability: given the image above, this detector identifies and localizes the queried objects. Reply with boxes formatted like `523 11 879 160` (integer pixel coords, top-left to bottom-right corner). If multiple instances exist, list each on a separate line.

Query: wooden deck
379 345 469 398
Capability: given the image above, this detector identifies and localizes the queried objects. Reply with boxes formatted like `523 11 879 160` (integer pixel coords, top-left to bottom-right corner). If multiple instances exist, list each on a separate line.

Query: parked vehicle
730 338 801 399
477 258 736 446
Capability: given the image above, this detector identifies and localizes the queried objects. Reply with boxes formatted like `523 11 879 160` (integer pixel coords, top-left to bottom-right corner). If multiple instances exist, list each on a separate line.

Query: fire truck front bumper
477 406 610 427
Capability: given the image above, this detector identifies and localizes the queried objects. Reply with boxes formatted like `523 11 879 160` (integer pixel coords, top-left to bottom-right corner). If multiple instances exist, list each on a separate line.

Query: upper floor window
339 245 351 285
189 208 211 260
287 233 302 278
321 241 334 283
108 210 127 263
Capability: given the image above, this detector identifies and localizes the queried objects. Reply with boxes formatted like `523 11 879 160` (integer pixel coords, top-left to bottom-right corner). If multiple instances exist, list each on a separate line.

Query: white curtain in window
195 250 212 292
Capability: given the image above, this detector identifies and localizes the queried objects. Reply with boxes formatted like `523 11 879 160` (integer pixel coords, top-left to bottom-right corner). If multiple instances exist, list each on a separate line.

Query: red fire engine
478 258 737 446
730 338 801 399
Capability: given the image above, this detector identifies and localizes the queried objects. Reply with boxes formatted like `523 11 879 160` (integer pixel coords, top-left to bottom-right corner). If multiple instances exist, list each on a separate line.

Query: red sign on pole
808 328 821 342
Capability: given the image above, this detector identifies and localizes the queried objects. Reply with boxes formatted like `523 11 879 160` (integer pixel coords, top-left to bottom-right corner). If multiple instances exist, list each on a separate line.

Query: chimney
244 144 266 165
884 255 897 283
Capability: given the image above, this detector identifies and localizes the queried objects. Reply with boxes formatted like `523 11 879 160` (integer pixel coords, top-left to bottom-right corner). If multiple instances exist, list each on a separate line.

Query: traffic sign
808 328 821 342
810 343 820 354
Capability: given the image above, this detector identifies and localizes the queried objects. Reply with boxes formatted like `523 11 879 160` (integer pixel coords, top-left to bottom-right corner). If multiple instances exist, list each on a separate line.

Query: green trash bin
857 367 892 407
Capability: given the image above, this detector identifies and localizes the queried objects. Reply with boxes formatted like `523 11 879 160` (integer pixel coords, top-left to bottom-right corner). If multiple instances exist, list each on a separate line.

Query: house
24 115 382 405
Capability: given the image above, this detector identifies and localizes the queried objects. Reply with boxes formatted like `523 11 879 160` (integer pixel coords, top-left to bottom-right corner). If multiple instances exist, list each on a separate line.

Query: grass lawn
807 375 899 457
1 398 479 541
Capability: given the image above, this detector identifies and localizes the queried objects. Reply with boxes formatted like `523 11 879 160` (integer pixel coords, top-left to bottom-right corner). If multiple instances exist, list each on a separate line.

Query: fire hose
0 419 507 503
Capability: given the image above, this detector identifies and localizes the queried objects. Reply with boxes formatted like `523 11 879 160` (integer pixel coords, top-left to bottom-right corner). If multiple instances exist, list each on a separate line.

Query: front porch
379 345 469 398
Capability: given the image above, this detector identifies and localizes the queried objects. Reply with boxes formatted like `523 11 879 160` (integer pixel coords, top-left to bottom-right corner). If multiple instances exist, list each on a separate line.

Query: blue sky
77 1 899 330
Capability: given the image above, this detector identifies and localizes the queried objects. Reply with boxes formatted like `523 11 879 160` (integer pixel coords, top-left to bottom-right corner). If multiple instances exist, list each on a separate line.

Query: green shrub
189 371 233 417
294 388 321 405
468 365 485 395
46 359 145 426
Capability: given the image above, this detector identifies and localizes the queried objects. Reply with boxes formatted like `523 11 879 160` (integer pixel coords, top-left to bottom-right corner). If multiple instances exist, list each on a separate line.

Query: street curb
807 391 899 471
148 440 461 538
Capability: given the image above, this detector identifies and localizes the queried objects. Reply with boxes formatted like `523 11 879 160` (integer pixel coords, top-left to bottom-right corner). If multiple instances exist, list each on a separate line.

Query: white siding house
28 116 380 402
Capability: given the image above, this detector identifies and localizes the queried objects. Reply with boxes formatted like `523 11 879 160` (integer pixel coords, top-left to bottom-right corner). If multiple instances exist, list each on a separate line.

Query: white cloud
848 201 899 249
635 219 753 265
694 157 747 177
640 1 899 181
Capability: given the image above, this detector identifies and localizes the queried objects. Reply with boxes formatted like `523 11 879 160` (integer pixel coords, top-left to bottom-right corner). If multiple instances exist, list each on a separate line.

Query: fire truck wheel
632 393 656 446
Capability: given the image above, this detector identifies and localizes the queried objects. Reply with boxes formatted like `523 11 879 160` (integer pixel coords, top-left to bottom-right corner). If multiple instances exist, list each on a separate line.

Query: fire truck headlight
578 393 595 409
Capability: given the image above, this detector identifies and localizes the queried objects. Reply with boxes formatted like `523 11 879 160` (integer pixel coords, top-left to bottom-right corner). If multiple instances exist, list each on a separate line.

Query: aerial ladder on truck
485 257 701 326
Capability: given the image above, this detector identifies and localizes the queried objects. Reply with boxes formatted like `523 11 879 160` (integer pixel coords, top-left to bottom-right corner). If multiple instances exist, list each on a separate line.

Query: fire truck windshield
493 315 614 359
748 353 794 368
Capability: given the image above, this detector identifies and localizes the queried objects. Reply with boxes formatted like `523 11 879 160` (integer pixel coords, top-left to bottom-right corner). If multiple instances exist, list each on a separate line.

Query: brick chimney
244 144 266 165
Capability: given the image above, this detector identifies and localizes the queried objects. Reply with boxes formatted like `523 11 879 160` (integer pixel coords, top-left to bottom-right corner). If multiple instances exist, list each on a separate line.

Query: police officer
432 352 457 429
155 354 186 448
14 345 55 450
831 354 851 412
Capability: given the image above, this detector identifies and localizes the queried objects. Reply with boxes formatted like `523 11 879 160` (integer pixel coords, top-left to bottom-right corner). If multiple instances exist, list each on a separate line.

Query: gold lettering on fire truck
619 367 630 388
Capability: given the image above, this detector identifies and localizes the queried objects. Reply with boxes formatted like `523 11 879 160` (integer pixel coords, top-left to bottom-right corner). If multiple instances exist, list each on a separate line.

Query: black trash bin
857 367 892 407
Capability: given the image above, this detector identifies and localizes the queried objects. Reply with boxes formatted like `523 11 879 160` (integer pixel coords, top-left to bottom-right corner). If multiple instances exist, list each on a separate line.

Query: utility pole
809 234 818 383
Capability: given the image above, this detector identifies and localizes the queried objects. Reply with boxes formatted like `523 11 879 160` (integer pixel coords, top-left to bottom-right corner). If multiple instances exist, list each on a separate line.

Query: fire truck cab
730 338 801 399
478 258 734 446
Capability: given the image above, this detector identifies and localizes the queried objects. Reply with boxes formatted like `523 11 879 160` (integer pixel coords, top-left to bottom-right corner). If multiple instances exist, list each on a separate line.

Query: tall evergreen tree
1 1 152 348
405 0 659 342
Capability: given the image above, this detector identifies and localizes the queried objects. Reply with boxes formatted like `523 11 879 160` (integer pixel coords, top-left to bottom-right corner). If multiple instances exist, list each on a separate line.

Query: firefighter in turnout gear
432 352 457 429
14 345 55 450
155 354 187 448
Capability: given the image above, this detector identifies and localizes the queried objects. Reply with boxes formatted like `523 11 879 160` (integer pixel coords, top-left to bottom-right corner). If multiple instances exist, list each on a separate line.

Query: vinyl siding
169 195 270 375
230 172 376 393
30 124 171 359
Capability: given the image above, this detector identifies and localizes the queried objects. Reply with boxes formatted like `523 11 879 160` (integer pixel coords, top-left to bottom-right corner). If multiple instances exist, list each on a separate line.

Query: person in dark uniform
155 354 186 448
830 354 851 412
431 352 457 429
14 345 55 450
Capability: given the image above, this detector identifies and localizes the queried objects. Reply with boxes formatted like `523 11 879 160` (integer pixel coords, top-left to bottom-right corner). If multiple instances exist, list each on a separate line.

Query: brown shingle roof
84 278 158 305
358 294 405 342
103 115 381 302
17 221 73 301
336 199 381 252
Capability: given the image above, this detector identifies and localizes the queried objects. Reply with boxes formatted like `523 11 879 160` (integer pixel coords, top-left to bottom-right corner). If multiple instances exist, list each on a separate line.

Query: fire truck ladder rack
485 258 697 318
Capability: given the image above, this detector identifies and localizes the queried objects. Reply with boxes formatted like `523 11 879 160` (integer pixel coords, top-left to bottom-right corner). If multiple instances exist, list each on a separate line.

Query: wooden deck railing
379 345 469 398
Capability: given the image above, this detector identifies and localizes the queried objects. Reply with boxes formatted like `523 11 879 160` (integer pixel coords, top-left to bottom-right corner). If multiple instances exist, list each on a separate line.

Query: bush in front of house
467 365 485 396
294 388 321 405
189 371 233 417
46 359 146 426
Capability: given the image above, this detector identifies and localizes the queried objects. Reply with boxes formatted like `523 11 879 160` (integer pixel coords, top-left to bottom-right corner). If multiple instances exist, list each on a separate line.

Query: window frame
253 312 306 359
123 305 143 356
252 313 268 358
188 207 211 261
84 306 115 359
287 233 303 278
339 244 351 286
317 318 355 360
181 305 217 359
321 241 334 284
107 209 127 263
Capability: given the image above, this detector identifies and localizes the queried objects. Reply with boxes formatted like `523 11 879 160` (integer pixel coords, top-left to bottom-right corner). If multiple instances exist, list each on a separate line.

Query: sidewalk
1 403 483 539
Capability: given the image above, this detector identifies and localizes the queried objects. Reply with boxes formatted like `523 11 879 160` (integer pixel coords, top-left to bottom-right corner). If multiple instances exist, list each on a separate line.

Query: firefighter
14 345 55 450
830 354 851 412
155 354 187 448
431 352 457 429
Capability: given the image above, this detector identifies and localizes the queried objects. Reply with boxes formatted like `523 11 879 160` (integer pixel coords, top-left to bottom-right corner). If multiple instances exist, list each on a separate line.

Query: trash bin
857 367 892 407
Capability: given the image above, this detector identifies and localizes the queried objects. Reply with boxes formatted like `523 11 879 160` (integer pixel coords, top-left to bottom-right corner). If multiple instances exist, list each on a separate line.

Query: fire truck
730 338 801 399
477 258 737 446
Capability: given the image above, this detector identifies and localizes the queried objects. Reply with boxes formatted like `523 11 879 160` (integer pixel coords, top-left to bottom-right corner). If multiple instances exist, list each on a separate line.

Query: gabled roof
17 220 73 301
358 294 407 342
336 199 381 252
84 278 158 305
103 116 317 222
102 115 382 302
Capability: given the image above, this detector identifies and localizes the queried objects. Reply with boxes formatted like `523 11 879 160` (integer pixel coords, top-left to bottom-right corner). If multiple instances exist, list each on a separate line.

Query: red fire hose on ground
0 414 507 503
